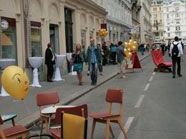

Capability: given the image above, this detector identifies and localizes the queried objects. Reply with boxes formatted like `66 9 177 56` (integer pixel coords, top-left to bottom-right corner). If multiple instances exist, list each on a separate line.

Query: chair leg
109 125 114 138
118 121 128 139
104 120 110 139
21 133 27 139
90 119 96 139
40 121 43 135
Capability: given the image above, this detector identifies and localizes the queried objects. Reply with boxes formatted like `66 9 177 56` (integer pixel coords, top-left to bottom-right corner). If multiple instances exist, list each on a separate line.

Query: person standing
45 43 55 82
116 41 126 78
169 36 183 78
110 43 117 64
71 44 84 85
86 39 101 85
102 42 109 65
97 43 103 75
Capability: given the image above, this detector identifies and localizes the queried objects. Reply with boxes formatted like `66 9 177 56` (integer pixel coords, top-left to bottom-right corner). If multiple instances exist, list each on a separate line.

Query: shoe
178 74 182 77
91 82 96 86
79 82 83 86
172 75 175 78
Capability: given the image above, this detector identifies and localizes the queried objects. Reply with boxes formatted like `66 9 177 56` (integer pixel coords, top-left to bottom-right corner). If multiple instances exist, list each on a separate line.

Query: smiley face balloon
1 66 29 100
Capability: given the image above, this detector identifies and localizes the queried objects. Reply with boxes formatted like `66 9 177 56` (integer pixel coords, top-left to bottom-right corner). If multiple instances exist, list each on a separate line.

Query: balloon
1 66 29 100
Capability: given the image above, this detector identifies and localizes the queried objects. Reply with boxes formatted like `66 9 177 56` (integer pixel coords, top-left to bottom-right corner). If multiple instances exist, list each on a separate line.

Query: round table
0 59 16 96
28 57 43 87
66 53 77 76
53 54 66 81
41 105 74 129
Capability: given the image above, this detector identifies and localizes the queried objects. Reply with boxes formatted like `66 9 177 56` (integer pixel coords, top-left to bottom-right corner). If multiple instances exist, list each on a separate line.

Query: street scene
0 0 186 139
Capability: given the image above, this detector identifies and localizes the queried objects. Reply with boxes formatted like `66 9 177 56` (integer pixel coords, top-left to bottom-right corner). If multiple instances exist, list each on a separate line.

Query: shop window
0 17 17 59
30 21 42 57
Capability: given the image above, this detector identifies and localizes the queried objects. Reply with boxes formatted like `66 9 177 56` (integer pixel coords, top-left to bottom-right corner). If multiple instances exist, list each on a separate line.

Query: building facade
151 0 164 42
139 0 152 44
93 0 132 44
131 0 141 42
0 0 107 79
163 0 186 44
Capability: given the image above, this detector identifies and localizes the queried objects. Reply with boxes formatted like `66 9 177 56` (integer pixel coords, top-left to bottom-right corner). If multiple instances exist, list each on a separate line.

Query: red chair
49 104 88 139
151 49 172 72
36 91 60 134
89 89 128 139
0 115 29 139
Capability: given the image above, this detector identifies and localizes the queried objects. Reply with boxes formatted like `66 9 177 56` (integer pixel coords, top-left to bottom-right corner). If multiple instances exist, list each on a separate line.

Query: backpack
172 43 179 57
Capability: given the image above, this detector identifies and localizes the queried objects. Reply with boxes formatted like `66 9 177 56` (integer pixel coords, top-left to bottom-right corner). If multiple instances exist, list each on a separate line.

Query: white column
86 13 90 47
16 15 24 67
59 2 66 54
74 9 81 44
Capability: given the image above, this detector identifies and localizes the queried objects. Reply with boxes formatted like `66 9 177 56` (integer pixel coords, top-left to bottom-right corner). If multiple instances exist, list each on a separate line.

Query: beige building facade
151 0 164 42
0 0 107 78
139 0 152 44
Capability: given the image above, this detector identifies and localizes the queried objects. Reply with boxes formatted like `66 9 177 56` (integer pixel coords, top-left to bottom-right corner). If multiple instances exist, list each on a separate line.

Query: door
50 24 59 54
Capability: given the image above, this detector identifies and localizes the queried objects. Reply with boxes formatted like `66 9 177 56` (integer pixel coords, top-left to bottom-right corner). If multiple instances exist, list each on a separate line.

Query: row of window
167 26 181 31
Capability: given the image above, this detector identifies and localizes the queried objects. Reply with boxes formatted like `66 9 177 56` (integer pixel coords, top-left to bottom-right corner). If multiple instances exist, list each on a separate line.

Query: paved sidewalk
1 52 150 127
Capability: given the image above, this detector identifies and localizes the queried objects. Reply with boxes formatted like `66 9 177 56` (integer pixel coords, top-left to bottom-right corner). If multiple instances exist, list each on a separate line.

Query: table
0 58 16 96
41 105 74 128
53 54 66 81
1 114 17 126
66 53 77 76
28 57 43 87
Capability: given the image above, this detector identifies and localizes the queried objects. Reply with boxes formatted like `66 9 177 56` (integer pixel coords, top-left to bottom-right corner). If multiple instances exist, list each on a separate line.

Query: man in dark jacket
169 36 183 78
45 43 55 82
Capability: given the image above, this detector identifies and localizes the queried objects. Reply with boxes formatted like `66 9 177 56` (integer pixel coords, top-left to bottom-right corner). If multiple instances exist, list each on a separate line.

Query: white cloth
49 48 55 61
169 41 183 57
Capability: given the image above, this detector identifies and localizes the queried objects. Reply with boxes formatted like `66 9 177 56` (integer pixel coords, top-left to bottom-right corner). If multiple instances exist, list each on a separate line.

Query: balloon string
22 100 31 115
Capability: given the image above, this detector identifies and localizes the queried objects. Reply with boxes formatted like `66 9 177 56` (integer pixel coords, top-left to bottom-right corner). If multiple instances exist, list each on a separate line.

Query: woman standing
71 44 84 85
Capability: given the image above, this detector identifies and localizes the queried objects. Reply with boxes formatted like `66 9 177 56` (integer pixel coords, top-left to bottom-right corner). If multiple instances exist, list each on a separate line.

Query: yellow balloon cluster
98 29 108 38
124 39 138 59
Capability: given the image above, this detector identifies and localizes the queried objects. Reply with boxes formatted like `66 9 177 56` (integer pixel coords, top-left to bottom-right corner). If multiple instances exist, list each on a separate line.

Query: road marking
149 76 154 82
144 83 150 91
152 72 156 75
134 95 145 108
117 117 135 139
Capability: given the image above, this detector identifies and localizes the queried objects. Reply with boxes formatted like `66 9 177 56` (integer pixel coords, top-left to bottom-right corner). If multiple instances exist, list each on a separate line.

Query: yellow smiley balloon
1 66 29 100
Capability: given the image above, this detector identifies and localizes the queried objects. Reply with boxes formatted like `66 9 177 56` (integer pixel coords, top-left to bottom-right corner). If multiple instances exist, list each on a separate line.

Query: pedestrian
71 44 84 85
179 38 184 52
97 43 103 75
116 41 126 78
169 36 183 78
102 42 109 65
110 43 117 64
45 43 55 82
86 39 101 85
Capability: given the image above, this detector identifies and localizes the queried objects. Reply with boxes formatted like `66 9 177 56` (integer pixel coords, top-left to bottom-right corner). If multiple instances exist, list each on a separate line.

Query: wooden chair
36 91 59 134
89 89 128 139
49 104 88 139
0 115 29 139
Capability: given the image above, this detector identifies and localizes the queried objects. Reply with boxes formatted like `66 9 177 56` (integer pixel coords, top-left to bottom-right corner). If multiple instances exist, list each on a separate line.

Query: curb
20 53 150 128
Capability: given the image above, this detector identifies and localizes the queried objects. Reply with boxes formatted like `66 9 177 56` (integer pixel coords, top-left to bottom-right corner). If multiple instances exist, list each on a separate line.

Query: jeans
172 57 181 76
90 63 98 85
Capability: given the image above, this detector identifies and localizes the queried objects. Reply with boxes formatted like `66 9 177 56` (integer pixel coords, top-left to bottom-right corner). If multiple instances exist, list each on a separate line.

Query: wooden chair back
106 89 123 112
54 104 88 139
36 91 59 111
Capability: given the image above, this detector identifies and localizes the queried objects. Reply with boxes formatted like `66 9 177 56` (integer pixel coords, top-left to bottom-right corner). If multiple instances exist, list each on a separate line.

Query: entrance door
50 24 59 54
65 8 73 53
65 8 73 72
